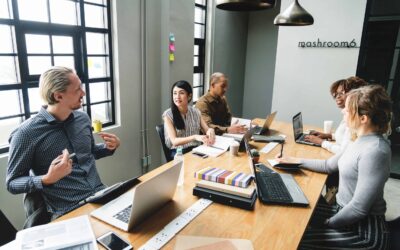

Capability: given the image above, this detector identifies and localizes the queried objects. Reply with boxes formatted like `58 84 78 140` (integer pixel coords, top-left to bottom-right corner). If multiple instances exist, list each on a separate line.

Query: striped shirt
6 106 114 218
163 106 202 149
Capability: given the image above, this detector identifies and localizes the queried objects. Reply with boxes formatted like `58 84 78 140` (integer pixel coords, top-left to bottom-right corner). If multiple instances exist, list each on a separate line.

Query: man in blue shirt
6 66 120 220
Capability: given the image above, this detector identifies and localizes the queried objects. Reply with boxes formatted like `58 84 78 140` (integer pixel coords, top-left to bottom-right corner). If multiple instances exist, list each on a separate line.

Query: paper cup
230 141 240 156
324 120 333 134
93 120 102 133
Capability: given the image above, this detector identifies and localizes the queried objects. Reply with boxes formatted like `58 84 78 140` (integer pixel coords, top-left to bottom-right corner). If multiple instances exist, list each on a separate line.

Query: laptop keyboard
113 204 132 223
253 126 262 134
257 172 293 203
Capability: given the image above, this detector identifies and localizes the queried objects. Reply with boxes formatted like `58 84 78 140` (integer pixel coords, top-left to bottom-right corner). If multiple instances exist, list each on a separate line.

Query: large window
193 0 207 102
0 0 115 154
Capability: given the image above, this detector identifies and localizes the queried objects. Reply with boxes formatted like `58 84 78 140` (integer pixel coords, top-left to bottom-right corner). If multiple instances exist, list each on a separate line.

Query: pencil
279 143 284 158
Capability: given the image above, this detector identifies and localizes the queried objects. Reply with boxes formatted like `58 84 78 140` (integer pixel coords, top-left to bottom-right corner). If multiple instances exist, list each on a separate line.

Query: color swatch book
194 167 253 188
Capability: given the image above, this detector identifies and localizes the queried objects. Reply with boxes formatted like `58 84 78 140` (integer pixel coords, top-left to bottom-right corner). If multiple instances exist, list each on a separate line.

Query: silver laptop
91 161 182 231
292 112 320 147
253 111 277 135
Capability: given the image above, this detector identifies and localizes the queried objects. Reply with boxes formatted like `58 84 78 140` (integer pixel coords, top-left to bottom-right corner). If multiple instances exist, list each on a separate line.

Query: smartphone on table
192 151 208 158
97 231 132 250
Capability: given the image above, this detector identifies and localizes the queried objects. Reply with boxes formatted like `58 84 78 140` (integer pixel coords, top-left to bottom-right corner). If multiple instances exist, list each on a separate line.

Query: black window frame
0 0 115 154
193 0 207 102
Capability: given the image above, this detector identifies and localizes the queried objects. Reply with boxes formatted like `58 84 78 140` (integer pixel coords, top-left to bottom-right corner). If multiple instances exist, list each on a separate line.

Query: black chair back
156 124 173 162
388 216 400 250
0 210 17 246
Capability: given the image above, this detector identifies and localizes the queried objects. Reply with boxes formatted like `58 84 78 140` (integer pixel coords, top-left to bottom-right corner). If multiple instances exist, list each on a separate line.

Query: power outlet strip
138 198 213 250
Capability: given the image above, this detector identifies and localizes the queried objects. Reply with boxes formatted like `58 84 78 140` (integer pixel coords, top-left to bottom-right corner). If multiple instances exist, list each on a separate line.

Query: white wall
271 0 367 127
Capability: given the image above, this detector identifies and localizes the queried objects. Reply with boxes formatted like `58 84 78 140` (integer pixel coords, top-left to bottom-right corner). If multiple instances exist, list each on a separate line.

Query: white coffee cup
230 141 240 156
324 120 334 134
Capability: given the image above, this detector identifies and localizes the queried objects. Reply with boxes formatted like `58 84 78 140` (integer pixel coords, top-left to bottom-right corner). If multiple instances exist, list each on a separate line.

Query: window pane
28 56 51 75
89 82 110 103
18 0 48 22
195 7 205 23
0 0 12 19
194 56 199 67
26 34 50 54
88 56 108 78
50 0 78 26
194 45 199 55
85 4 107 29
86 32 107 55
0 56 19 84
52 36 73 54
0 117 23 148
54 56 74 69
0 25 15 53
195 0 206 5
193 87 203 102
193 73 203 87
194 24 204 39
85 0 105 5
28 87 41 112
0 89 23 117
91 102 111 123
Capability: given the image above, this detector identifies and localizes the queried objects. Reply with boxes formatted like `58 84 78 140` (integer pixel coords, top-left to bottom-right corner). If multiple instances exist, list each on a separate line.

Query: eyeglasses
332 91 346 99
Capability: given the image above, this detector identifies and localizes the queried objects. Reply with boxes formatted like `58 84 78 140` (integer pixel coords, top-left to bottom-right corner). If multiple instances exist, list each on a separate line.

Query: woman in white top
305 76 367 154
163 80 215 158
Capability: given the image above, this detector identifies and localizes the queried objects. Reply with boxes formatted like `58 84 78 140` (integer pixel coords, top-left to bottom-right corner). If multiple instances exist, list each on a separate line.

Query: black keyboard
113 204 132 223
256 172 293 203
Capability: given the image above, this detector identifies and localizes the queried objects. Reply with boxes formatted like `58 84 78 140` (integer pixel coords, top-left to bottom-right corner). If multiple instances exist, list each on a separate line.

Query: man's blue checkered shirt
6 106 114 217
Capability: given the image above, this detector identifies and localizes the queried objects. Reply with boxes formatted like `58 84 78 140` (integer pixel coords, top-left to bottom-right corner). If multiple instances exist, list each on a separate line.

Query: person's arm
6 130 44 194
200 116 215 145
163 115 205 147
195 100 229 135
91 131 119 159
299 151 341 174
321 140 342 154
326 148 390 228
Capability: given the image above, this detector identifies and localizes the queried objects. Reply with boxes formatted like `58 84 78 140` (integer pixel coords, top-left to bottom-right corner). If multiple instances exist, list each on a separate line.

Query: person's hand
309 130 331 140
206 128 215 145
227 123 247 134
42 149 72 185
304 135 324 145
98 132 120 150
274 154 300 164
194 134 207 143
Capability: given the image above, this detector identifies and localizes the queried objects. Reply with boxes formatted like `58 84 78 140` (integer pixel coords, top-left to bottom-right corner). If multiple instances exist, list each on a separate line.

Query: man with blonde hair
6 66 120 224
195 72 246 135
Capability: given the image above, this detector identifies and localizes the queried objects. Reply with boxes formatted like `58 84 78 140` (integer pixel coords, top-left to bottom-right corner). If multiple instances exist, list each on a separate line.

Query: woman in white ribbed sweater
305 76 367 154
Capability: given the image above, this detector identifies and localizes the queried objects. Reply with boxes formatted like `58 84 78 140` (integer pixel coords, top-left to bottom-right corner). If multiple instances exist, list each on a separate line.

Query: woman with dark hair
305 76 368 153
163 80 215 158
278 85 392 249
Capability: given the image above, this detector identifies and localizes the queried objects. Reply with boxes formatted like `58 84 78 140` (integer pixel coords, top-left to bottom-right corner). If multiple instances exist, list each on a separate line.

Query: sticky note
169 53 175 62
169 43 175 52
169 33 175 42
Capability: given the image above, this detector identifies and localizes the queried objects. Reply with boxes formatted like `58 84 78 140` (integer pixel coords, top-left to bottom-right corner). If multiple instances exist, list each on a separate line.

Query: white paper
16 215 97 250
192 136 234 157
222 133 244 141
231 117 251 128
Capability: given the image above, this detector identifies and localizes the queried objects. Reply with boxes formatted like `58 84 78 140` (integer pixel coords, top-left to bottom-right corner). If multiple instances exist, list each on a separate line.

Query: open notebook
192 136 234 157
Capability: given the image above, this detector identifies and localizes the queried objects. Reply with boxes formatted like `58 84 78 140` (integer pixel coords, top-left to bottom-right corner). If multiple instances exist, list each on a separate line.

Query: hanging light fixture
216 0 275 11
274 0 313 26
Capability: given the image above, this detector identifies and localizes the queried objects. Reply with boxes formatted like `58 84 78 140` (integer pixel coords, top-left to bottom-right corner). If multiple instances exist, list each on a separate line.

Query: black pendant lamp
216 0 275 11
274 0 314 26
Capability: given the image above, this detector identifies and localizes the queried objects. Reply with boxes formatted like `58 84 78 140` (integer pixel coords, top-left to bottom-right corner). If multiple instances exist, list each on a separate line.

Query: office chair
388 216 400 250
156 124 173 162
0 209 17 246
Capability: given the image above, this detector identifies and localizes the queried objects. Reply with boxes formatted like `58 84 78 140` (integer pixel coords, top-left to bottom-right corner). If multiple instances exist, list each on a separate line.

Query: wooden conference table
57 120 332 249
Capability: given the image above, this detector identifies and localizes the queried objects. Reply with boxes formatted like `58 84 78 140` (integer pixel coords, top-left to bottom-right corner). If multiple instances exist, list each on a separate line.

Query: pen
279 143 284 158
53 153 76 165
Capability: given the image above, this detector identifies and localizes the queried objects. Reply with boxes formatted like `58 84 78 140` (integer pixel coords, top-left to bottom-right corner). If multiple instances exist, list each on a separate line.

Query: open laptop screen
292 112 303 140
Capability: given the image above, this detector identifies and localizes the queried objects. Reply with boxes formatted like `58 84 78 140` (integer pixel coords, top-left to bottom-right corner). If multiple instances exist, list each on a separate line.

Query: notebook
292 112 321 147
91 161 182 231
244 138 309 206
253 111 277 135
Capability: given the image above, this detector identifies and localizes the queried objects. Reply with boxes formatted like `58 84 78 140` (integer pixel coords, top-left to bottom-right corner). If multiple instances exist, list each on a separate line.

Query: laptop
292 112 321 147
238 126 256 151
244 138 309 206
91 161 182 231
253 111 278 135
